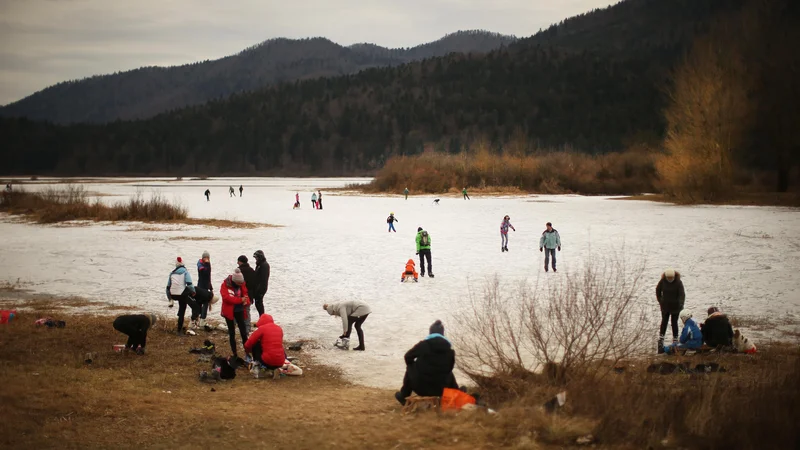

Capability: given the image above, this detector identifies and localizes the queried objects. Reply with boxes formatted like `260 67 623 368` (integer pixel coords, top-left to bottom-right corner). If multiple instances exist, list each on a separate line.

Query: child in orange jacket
401 259 419 282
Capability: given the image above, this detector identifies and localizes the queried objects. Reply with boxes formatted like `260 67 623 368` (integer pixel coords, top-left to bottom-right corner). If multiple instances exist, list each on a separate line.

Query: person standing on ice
500 215 515 252
220 268 250 358
196 251 213 328
416 227 434 278
311 192 317 209
324 300 371 351
295 192 300 207
317 190 323 209
462 187 470 200
655 268 685 354
229 186 235 197
204 189 210 201
239 185 243 197
539 222 561 272
404 187 409 200
166 257 199 334
252 250 270 317
387 212 399 232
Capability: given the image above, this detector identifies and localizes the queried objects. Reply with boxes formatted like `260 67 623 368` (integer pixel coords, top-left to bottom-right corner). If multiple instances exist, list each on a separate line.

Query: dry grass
618 192 800 207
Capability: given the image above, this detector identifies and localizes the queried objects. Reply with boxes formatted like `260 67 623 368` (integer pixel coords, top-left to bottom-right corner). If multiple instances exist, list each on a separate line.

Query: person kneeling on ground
244 313 285 371
663 311 703 354
401 259 419 282
324 300 371 351
113 313 157 355
702 306 734 349
395 320 459 406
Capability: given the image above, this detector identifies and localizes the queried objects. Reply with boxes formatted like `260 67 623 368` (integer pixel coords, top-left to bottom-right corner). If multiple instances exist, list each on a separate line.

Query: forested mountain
0 30 516 124
0 0 750 176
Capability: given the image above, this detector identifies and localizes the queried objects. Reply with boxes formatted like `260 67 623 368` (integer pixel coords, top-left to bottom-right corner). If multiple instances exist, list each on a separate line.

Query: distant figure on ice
702 306 734 349
462 187 470 200
294 192 300 209
663 311 703 354
239 185 243 197
539 222 561 272
500 215 515 252
655 268 685 354
311 192 317 209
324 301 371 351
404 187 409 200
113 313 157 355
395 320 459 406
401 259 419 282
416 227 434 278
387 212 398 232
204 189 211 201
166 257 199 335
229 186 235 197
317 190 323 209
196 251 212 328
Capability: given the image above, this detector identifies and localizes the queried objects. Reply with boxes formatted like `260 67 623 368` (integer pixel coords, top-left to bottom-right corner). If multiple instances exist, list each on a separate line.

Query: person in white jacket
323 300 372 351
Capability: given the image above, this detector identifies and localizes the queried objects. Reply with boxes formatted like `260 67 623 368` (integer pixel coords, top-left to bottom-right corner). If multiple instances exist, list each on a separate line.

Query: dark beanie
418 227 423 232
429 320 444 335
237 255 248 264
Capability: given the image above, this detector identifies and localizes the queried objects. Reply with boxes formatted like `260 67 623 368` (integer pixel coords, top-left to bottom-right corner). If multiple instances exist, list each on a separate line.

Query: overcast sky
0 0 618 105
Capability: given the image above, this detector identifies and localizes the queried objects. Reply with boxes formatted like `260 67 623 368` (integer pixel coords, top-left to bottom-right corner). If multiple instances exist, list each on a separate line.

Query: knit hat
232 268 245 285
237 255 248 264
202 250 210 259
417 227 423 232
664 268 675 279
429 320 445 336
175 257 184 267
707 306 720 315
679 310 692 323
148 314 158 327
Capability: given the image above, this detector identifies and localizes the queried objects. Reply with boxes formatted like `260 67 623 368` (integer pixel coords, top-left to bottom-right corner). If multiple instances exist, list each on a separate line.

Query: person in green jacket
416 227 434 278
539 222 561 272
404 187 409 200
462 187 470 200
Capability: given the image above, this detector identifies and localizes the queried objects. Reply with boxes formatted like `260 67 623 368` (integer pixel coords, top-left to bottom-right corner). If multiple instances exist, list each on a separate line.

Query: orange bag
440 388 476 411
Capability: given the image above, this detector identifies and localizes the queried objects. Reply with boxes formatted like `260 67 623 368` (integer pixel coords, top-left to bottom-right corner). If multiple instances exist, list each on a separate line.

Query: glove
557 246 561 251
539 248 543 252
415 252 419 256
168 298 174 308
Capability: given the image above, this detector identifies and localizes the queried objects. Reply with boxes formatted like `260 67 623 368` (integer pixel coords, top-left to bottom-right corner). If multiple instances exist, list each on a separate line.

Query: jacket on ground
539 229 561 249
404 334 456 397
244 314 285 367
166 266 195 299
402 259 419 279
220 276 249 321
702 312 734 347
416 230 432 252
254 260 270 298
655 272 685 313
197 259 212 290
679 317 704 348
326 301 372 335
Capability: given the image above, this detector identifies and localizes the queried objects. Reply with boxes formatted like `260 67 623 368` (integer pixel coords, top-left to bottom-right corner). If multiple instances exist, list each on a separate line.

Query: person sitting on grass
395 320 459 406
401 259 419 283
702 306 734 349
663 311 704 354
244 313 286 375
113 313 157 355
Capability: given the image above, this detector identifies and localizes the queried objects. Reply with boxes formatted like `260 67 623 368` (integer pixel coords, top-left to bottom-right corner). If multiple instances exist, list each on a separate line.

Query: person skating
317 191 323 210
220 268 250 358
416 227 433 278
404 187 409 200
538 222 561 272
401 259 419 282
294 192 300 209
196 251 213 328
395 320 459 405
462 187 470 200
702 306 734 349
252 250 270 317
323 300 371 351
500 215 515 252
311 192 317 209
655 268 685 354
113 313 157 355
663 311 703 354
237 255 257 333
229 186 235 197
244 313 285 370
165 257 199 334
387 212 399 232
239 185 243 197
204 189 210 201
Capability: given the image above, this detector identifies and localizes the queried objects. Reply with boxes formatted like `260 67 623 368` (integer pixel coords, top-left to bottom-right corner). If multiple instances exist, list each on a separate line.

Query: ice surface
2 178 800 388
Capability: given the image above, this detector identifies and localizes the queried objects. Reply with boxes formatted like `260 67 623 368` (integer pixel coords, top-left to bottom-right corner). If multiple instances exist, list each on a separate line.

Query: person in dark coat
395 320 459 405
702 306 734 348
197 251 213 327
655 268 685 354
204 189 210 201
252 250 271 317
113 314 157 355
237 255 257 332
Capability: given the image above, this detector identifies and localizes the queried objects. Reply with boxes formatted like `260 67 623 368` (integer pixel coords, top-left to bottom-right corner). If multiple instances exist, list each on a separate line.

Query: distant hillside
0 0 751 177
0 30 516 124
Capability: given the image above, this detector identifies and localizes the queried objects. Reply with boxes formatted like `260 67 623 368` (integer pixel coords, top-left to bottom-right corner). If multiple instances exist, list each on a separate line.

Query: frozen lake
2 177 800 388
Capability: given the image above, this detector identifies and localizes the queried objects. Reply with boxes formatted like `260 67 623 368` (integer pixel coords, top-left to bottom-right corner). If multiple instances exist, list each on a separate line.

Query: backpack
419 231 430 247
387 215 393 223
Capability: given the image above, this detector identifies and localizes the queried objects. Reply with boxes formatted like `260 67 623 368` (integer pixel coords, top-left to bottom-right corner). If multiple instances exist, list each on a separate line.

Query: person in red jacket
220 268 250 357
244 313 286 370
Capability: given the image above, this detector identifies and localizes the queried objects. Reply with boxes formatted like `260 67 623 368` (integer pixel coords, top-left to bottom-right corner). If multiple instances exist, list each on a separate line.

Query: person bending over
324 300 371 351
113 313 157 355
244 313 286 370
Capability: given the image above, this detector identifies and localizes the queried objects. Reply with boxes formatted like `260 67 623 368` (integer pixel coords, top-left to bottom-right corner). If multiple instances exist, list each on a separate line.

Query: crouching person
664 311 703 354
244 313 285 371
113 313 157 355
702 306 734 350
395 320 459 406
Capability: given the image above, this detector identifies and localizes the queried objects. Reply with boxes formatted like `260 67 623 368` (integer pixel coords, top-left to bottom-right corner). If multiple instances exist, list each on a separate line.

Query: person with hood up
113 313 157 355
702 306 734 349
220 268 250 357
416 227 434 278
323 300 371 351
539 222 561 272
395 320 459 405
252 250 271 317
663 311 703 354
500 215 515 252
196 251 213 328
237 255 257 332
244 313 285 371
166 257 199 334
204 189 210 201
401 259 419 282
387 212 398 232
655 268 685 354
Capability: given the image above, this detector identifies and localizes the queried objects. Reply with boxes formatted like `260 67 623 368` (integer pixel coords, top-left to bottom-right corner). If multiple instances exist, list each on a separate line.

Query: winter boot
657 336 665 354
199 318 206 328
428 272 434 278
